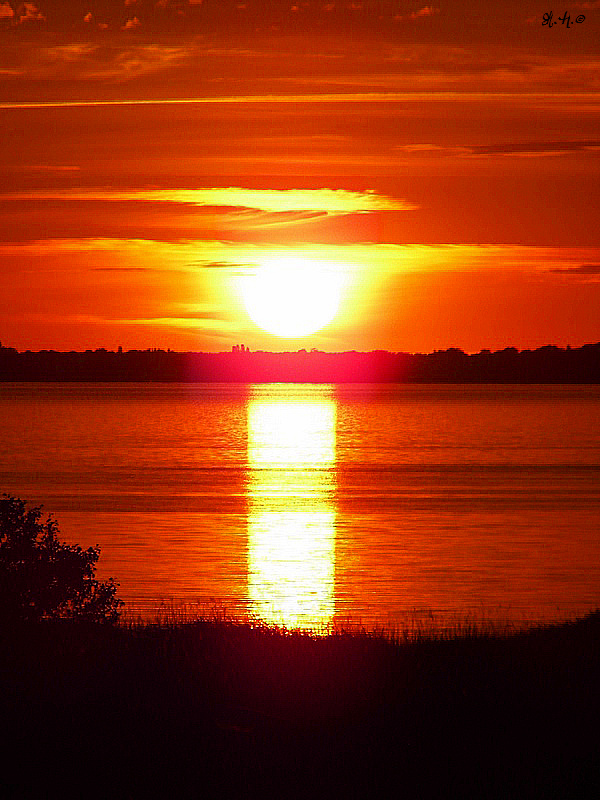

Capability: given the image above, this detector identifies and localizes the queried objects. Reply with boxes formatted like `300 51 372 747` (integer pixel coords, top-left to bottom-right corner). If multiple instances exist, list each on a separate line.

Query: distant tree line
0 342 599 383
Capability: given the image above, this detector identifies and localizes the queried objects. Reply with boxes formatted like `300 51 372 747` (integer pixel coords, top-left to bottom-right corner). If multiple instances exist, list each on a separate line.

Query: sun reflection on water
247 388 336 630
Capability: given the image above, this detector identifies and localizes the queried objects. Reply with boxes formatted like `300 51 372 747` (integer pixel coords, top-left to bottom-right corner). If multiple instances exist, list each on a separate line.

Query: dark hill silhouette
1 342 599 383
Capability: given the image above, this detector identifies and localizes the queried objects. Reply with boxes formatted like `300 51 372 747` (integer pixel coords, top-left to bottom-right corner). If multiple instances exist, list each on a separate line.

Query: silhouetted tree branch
0 494 122 624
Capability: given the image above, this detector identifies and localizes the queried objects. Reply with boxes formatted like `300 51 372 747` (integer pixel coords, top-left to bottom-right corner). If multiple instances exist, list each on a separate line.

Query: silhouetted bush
0 494 122 624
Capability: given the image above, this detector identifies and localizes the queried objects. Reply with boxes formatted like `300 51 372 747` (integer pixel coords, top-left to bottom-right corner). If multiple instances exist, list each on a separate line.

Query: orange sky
1 1 599 353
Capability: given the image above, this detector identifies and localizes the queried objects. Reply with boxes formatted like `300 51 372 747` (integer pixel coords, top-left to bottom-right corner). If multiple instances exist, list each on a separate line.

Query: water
1 382 599 629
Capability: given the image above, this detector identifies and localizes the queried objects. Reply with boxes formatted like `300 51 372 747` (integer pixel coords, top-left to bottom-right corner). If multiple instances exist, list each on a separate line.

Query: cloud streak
89 266 187 273
549 264 600 275
4 91 600 110
4 237 600 275
394 140 600 159
5 187 415 213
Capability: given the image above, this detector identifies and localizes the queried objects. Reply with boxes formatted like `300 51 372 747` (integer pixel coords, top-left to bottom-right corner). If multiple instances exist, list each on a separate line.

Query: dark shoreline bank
3 612 599 798
2 342 600 383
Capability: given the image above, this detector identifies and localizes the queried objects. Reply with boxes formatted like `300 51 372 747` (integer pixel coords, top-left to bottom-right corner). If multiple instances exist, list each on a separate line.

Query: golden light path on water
247 387 336 630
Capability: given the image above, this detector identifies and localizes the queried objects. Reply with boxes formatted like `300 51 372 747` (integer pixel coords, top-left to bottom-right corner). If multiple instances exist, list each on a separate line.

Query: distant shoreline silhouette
1 342 599 383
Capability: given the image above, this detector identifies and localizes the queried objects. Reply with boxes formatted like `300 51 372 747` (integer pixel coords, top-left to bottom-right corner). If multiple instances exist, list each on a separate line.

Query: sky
1 0 599 353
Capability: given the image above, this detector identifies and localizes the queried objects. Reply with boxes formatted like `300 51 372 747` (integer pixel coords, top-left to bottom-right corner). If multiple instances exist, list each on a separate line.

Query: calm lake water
2 382 600 629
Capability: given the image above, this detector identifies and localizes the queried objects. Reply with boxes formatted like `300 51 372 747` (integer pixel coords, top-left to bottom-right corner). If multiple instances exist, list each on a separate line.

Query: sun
240 257 343 338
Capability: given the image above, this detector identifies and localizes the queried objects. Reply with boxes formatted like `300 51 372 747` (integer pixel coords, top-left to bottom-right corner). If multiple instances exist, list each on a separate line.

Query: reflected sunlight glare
247 388 336 630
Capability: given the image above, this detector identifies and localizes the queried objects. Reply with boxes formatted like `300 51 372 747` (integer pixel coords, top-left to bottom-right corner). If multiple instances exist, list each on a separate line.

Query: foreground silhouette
0 494 122 624
2 609 599 798
1 499 599 797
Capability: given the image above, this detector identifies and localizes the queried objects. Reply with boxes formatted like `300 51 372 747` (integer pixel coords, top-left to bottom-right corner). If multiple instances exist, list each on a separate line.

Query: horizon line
2 343 599 357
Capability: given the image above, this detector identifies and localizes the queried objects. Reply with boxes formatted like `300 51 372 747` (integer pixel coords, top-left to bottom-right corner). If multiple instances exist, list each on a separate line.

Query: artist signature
542 11 586 27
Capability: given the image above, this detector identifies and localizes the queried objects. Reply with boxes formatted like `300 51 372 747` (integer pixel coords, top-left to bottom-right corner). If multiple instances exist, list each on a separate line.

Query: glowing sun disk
241 257 342 338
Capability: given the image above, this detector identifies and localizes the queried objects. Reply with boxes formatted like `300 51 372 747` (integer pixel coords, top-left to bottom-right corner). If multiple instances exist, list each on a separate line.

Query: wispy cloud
549 264 600 275
469 141 600 156
4 238 600 277
6 187 415 213
190 261 251 270
114 315 235 331
394 140 600 159
89 266 185 273
5 164 81 172
394 5 440 21
0 41 190 82
15 2 45 25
